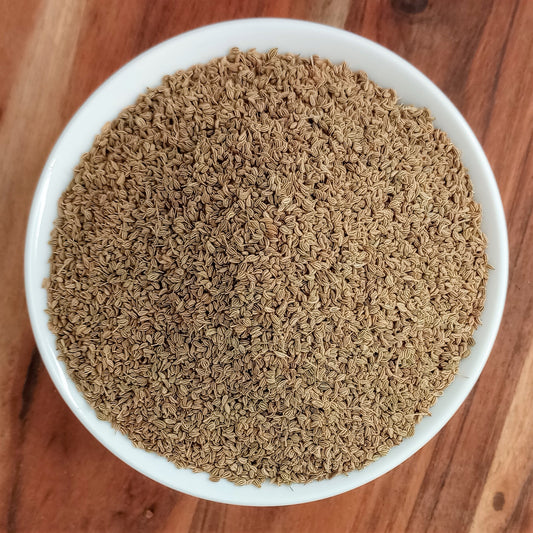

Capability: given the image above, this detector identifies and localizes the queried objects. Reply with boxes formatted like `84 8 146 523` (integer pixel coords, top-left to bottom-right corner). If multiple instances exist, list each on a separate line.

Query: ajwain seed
47 49 488 486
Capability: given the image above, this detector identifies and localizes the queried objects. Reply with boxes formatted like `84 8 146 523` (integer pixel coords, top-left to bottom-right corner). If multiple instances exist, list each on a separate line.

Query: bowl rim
25 17 509 506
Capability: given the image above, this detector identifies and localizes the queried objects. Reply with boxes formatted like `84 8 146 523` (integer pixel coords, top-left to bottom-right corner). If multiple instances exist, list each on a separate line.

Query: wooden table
1 1 532 531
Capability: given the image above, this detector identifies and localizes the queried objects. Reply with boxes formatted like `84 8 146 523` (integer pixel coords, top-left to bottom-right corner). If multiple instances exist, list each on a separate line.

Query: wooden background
1 0 532 531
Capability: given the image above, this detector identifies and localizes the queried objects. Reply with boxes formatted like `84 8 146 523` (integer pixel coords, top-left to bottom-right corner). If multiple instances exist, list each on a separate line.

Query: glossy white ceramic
25 18 508 506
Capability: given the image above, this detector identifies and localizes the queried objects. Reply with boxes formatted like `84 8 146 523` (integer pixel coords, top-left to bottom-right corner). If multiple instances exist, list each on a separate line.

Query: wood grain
1 0 532 531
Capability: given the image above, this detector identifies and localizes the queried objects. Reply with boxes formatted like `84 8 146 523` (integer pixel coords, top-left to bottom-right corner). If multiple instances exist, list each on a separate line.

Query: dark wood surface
1 1 532 531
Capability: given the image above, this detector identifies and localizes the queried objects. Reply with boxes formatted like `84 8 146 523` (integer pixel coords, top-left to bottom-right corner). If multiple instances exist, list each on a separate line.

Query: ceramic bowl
25 18 508 506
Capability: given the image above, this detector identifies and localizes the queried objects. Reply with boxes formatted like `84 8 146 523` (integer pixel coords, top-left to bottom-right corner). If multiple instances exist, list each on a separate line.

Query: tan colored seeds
47 49 488 485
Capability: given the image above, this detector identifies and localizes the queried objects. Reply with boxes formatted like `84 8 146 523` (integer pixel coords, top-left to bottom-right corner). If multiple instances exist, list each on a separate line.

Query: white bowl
25 18 508 506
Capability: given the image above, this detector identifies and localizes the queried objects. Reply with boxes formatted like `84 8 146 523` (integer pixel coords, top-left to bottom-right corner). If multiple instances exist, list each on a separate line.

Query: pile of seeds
47 49 488 485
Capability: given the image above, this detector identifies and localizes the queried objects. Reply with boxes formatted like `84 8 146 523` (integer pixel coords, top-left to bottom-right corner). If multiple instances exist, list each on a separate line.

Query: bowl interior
25 18 508 506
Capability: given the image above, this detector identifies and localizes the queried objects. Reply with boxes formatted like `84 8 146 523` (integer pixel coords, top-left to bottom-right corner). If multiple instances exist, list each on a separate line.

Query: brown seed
46 49 488 486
